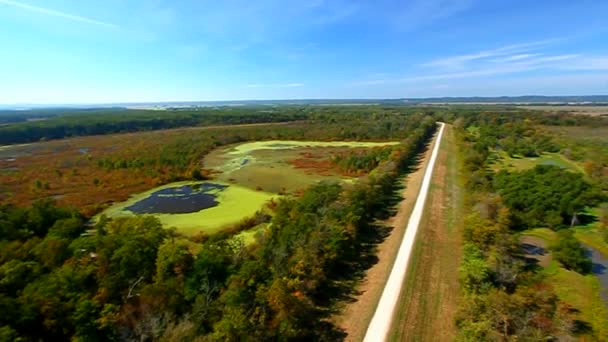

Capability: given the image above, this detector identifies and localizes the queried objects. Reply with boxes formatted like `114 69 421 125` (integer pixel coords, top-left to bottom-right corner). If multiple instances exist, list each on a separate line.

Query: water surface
125 183 227 214
585 244 608 305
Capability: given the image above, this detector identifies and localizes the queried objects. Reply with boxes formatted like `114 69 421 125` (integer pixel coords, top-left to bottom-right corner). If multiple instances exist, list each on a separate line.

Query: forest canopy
494 165 603 228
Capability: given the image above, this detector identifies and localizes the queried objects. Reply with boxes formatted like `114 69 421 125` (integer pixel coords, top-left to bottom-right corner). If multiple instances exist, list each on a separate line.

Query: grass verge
389 124 464 341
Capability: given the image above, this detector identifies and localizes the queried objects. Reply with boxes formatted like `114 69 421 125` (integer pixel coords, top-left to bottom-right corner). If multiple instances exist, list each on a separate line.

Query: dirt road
391 124 462 341
363 122 445 342
333 124 439 341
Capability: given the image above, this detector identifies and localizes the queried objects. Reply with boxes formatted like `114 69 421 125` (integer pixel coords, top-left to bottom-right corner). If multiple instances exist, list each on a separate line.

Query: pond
97 181 276 235
125 183 228 214
585 244 608 305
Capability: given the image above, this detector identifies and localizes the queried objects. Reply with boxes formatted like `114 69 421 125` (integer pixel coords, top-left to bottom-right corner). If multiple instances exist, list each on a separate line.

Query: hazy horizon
3 94 608 109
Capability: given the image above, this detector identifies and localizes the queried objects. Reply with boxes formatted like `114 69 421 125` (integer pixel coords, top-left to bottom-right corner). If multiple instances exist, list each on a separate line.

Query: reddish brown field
1 131 178 215
0 122 301 216
289 149 369 177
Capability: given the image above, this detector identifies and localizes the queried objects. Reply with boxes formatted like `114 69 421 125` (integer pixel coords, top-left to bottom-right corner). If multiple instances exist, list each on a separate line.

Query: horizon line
1 94 608 107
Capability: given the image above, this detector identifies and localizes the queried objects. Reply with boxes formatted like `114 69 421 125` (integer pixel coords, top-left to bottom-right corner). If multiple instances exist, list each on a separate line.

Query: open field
491 150 583 172
521 228 608 338
520 105 608 116
545 125 608 146
547 262 608 339
0 122 303 214
390 124 462 341
205 140 398 193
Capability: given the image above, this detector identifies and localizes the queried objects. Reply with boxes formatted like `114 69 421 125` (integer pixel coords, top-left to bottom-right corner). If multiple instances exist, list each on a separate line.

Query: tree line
0 105 440 145
0 108 309 145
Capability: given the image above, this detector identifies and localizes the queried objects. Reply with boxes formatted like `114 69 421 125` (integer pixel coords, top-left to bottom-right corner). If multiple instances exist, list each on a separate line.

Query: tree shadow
308 132 435 340
374 139 430 220
575 213 597 226
572 319 593 336
521 243 546 256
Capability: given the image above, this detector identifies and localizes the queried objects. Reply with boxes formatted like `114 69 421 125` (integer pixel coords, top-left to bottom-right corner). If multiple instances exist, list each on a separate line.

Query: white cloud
247 83 304 88
490 53 542 63
0 0 118 28
374 0 476 32
421 39 555 69
353 40 608 87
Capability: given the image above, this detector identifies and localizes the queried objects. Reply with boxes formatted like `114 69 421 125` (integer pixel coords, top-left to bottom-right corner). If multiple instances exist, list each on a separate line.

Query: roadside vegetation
452 110 608 340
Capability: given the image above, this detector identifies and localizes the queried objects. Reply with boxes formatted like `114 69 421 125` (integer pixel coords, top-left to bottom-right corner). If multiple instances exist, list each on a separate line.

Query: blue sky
0 0 607 103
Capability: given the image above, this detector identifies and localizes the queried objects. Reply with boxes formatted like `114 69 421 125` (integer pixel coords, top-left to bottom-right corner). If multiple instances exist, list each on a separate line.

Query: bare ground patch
521 235 552 268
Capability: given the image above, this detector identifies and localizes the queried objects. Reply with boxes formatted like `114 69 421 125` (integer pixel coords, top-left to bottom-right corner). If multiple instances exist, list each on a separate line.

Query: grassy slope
521 228 608 338
390 124 464 341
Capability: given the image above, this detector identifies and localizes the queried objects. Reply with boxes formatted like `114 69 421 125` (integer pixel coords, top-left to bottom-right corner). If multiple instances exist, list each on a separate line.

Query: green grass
544 260 608 339
390 124 463 341
96 181 276 235
224 140 400 155
573 207 608 257
232 223 268 245
522 227 608 339
205 140 398 194
521 227 558 243
493 150 583 173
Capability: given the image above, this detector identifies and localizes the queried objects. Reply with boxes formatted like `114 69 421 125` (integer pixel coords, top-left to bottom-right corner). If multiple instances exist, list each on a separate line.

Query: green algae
212 140 399 173
205 140 399 193
99 140 398 235
97 181 276 235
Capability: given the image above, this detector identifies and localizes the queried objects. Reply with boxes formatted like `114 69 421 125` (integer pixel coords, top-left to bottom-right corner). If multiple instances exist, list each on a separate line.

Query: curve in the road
363 122 445 342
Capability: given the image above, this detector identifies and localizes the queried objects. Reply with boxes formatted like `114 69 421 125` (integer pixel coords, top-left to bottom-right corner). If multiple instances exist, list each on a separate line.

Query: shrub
550 230 592 274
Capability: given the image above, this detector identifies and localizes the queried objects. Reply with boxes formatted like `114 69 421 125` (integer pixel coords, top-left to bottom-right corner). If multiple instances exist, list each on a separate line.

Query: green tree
459 244 492 294
551 231 592 274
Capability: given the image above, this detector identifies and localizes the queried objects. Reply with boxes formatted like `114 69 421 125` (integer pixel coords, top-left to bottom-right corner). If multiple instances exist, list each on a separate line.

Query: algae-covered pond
125 183 228 214
101 140 399 235
98 181 276 235
205 140 399 193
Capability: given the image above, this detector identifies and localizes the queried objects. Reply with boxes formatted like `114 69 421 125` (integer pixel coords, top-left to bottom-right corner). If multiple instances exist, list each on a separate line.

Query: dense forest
453 112 607 339
0 105 441 145
0 111 437 340
0 107 311 145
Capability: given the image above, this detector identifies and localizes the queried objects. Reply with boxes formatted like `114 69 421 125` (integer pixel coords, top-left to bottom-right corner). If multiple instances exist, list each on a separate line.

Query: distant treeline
4 104 607 145
0 107 310 144
0 105 444 145
0 108 125 125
